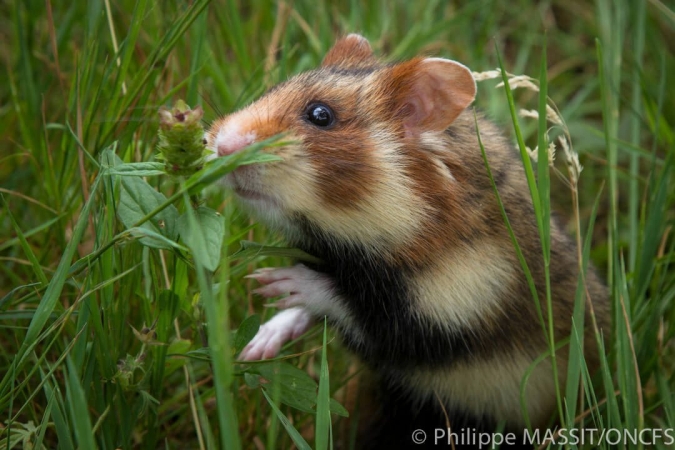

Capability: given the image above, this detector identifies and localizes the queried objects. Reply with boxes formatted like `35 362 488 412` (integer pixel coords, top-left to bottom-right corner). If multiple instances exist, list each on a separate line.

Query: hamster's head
207 34 476 255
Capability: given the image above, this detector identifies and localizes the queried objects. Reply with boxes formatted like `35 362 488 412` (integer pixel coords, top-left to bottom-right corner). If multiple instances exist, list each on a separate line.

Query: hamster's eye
305 103 335 128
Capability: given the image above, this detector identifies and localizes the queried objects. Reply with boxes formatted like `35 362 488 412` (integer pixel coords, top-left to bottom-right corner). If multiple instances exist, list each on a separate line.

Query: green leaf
329 398 349 418
118 178 179 248
494 46 542 223
166 339 192 356
102 149 179 248
252 361 348 419
105 162 166 177
233 315 261 354
244 372 261 389
182 347 212 362
177 206 224 272
0 283 39 309
255 362 319 414
125 227 189 251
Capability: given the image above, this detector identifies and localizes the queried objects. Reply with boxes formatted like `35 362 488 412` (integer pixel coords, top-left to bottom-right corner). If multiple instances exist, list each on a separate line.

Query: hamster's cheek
263 148 322 211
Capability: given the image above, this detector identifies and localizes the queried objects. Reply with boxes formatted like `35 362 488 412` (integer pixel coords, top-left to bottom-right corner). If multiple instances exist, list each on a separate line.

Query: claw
262 294 300 310
252 278 298 298
244 267 275 280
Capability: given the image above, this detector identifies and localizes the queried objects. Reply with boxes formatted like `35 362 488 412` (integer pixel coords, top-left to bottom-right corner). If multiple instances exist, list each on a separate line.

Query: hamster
207 34 609 449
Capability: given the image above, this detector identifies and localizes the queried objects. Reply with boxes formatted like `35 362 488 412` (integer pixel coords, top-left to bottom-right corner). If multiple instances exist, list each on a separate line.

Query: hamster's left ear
322 34 376 68
389 57 476 136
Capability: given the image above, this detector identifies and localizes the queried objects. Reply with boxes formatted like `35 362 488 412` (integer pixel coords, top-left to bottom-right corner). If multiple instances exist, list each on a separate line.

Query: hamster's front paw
246 264 334 309
239 307 313 361
239 265 341 361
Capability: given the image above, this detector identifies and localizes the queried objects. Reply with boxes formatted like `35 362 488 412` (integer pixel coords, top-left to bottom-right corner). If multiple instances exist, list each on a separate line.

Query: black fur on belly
291 215 520 369
357 381 534 450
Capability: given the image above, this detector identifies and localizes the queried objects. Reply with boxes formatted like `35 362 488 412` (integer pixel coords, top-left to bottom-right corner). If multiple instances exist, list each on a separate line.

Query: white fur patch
400 351 559 428
411 242 514 329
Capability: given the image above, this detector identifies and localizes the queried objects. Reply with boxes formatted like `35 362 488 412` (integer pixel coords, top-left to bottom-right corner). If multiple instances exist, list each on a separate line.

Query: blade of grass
536 35 551 260
103 0 127 96
65 357 97 449
315 318 331 450
262 389 312 450
595 0 623 295
34 385 56 450
564 189 601 427
634 153 673 302
40 370 75 450
628 0 646 272
475 112 544 332
486 37 578 427
186 7 208 105
534 34 563 423
190 370 216 450
477 112 545 431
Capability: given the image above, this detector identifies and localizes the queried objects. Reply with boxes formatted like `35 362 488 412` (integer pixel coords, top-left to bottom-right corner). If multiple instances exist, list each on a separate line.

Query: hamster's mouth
227 170 279 207
232 187 282 212
233 186 269 201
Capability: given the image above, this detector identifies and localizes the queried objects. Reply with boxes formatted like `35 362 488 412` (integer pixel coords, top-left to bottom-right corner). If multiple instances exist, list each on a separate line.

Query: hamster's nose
215 123 257 156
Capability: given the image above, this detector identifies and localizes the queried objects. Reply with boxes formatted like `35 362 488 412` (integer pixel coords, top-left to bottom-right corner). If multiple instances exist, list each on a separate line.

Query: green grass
1 0 674 449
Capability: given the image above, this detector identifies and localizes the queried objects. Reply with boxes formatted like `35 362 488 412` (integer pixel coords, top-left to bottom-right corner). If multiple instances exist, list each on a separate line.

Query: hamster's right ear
322 34 375 68
390 57 477 137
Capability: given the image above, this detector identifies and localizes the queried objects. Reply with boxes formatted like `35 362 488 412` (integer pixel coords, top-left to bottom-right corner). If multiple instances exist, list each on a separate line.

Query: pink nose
216 129 257 156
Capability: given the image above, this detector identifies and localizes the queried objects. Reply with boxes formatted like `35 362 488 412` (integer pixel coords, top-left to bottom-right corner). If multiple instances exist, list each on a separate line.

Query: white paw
239 307 313 361
246 264 334 310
